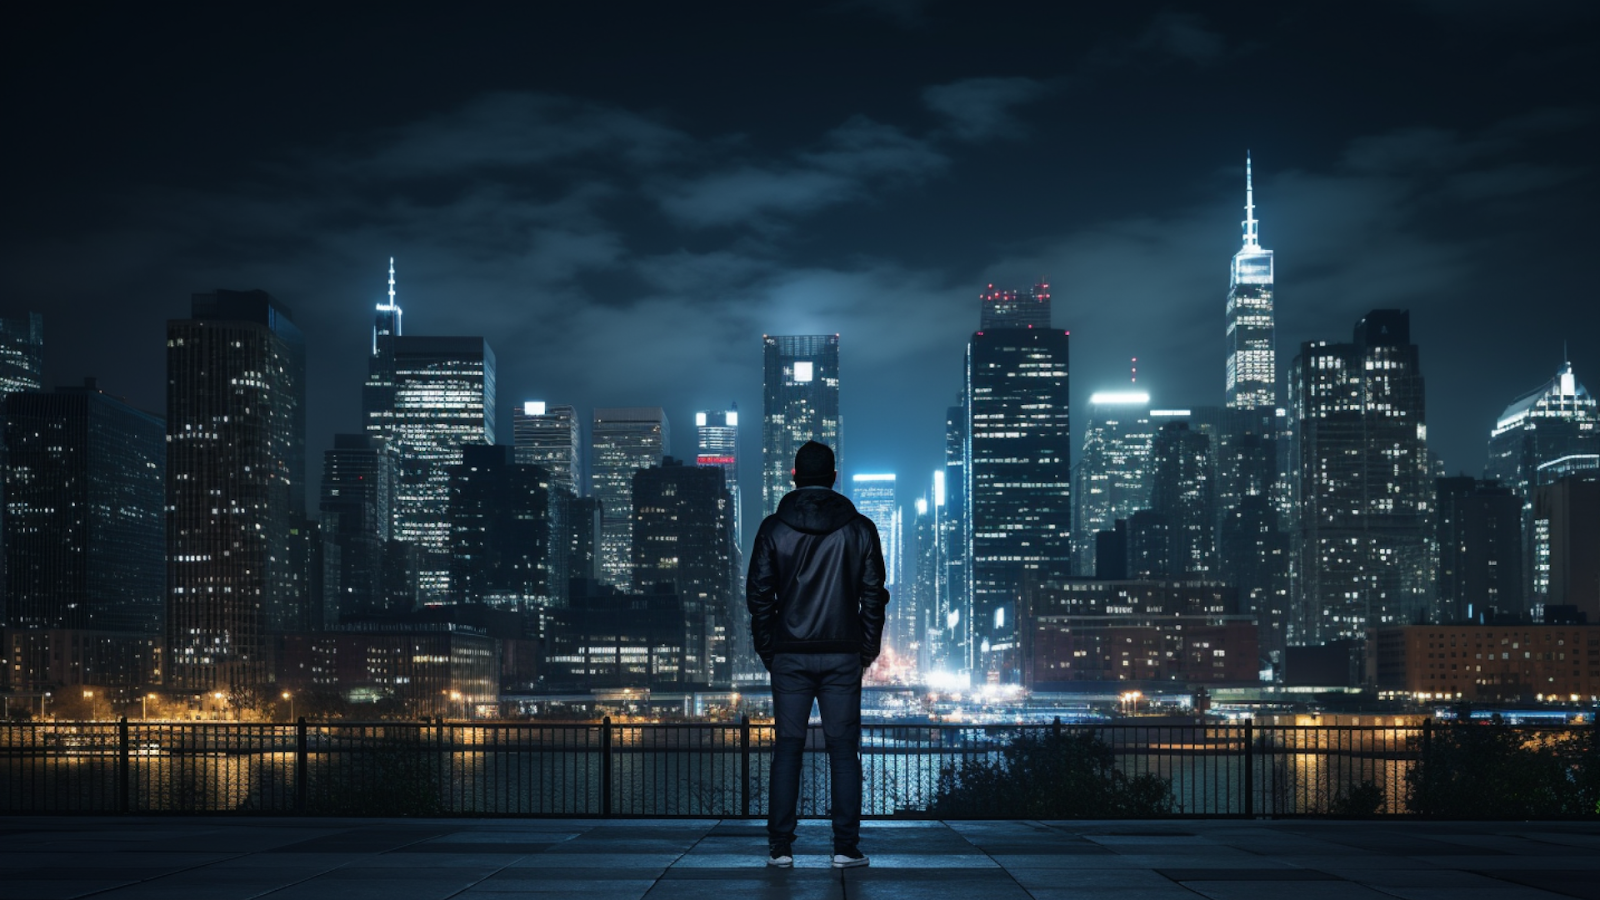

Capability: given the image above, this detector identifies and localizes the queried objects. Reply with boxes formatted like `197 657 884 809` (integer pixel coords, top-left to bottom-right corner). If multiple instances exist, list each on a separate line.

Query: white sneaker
831 849 869 868
767 847 793 867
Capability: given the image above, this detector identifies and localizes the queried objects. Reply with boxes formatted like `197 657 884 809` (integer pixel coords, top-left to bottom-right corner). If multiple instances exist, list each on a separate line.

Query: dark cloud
923 77 1053 141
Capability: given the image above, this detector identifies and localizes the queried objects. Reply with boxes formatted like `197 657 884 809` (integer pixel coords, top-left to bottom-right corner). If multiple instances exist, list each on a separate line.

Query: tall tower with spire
1225 154 1276 410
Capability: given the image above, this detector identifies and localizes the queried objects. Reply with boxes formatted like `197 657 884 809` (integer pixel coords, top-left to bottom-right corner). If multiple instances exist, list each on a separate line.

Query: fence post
601 716 614 818
1242 718 1254 818
1420 717 1433 818
117 716 130 813
295 716 308 813
1053 716 1062 739
740 715 752 819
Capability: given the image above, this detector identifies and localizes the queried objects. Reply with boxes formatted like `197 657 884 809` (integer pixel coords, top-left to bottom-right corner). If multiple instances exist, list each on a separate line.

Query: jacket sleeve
745 524 778 668
857 516 889 666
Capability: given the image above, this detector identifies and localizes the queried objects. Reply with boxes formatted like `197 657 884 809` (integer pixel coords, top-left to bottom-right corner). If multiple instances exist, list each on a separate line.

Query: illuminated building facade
1073 391 1154 575
633 458 734 684
761 335 840 516
1368 623 1600 702
979 282 1052 329
0 312 43 398
513 401 580 498
167 289 306 691
695 408 741 546
1532 473 1600 623
1225 155 1275 412
908 494 935 673
4 379 165 632
928 406 972 676
543 583 688 690
1289 310 1430 647
850 473 902 660
590 407 668 586
1485 362 1599 602
967 292 1071 682
1219 494 1290 669
362 260 496 601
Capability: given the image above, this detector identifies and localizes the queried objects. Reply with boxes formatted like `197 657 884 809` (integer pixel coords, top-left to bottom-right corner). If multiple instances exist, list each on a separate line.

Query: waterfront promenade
0 816 1596 900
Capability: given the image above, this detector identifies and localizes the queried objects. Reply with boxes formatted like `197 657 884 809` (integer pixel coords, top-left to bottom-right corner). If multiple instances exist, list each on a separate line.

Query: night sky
5 2 1597 536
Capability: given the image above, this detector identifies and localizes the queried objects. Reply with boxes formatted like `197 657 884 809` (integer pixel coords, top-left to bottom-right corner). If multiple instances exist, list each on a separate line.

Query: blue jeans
767 652 862 853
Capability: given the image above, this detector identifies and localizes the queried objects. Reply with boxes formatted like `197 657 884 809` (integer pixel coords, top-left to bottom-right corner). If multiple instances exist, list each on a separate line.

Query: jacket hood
775 487 861 535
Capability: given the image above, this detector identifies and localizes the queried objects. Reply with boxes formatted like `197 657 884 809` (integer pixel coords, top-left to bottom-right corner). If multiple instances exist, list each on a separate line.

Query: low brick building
1368 623 1600 701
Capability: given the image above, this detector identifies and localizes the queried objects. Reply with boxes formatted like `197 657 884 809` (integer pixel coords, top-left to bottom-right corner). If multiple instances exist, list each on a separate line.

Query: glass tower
979 283 1052 329
633 459 734 685
319 433 397 617
362 261 496 601
966 291 1071 682
695 407 742 547
1225 154 1276 412
0 312 43 397
851 473 904 662
1289 311 1430 646
590 407 668 586
514 401 581 498
1073 391 1154 574
4 379 165 632
761 335 840 516
167 290 306 690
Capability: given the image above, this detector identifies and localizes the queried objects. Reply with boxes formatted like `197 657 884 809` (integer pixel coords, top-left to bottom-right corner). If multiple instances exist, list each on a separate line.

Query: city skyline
3 4 1596 528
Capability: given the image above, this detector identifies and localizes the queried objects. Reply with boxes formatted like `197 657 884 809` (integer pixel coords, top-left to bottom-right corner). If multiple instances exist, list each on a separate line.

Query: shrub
931 728 1175 817
1406 719 1596 819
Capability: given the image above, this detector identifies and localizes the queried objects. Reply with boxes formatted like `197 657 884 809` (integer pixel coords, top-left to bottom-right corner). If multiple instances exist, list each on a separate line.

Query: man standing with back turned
748 440 888 869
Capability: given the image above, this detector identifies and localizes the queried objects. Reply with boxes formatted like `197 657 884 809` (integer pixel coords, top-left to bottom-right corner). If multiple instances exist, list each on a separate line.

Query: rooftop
1 816 1595 900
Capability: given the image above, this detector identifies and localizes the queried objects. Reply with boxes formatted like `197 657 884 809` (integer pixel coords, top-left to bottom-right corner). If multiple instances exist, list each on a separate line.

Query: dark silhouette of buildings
1151 421 1217 578
1533 472 1600 623
319 433 397 618
4 379 164 632
632 458 734 685
166 289 306 691
447 445 555 610
1435 476 1523 623
761 334 841 517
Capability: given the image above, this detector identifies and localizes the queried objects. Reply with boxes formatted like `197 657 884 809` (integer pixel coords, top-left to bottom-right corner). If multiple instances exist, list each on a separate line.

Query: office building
1073 391 1153 575
1150 421 1217 578
907 494 935 674
319 433 397 618
695 408 742 546
967 291 1071 681
1368 622 1600 702
1532 472 1600 622
447 444 554 610
513 401 581 498
1289 311 1430 646
851 473 902 662
1485 361 1599 600
4 379 164 632
543 583 688 689
167 289 306 690
362 260 496 600
1219 494 1290 670
761 335 840 516
1225 154 1276 412
929 405 972 677
1435 477 1523 623
0 312 43 398
590 407 668 586
979 282 1052 329
633 458 734 684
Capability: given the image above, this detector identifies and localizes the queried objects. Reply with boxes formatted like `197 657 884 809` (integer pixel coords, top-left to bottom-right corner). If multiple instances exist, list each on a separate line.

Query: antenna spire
387 257 397 307
1242 152 1259 248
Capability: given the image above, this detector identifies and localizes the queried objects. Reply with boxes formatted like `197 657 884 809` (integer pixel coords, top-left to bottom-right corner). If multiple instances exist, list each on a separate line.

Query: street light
282 691 294 722
449 690 464 720
83 690 96 721
142 693 156 720
212 691 225 721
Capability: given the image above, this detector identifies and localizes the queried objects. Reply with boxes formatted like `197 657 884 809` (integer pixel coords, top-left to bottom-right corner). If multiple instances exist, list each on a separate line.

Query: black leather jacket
747 486 889 667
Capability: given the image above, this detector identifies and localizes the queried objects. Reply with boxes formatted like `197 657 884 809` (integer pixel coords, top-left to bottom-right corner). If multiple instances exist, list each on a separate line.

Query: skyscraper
513 401 581 498
361 263 495 600
633 458 733 684
0 313 43 398
696 407 742 546
590 407 668 586
1485 361 1599 602
448 444 554 609
908 494 935 674
167 289 306 690
4 379 164 632
1289 310 1430 647
1150 421 1217 578
320 433 397 617
1435 476 1523 623
979 283 1052 329
1073 391 1154 575
931 405 972 677
966 290 1071 681
851 473 902 660
1225 154 1275 412
1219 493 1290 669
762 335 840 516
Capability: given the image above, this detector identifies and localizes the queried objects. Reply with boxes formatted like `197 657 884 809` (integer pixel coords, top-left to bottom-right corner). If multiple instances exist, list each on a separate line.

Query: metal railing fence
1 718 1593 818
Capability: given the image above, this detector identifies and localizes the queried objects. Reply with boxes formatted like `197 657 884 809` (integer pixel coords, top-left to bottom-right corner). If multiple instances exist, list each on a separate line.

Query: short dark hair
792 440 835 486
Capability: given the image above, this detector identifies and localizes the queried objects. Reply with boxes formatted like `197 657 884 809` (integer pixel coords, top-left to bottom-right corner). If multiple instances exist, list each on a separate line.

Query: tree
1406 719 1596 819
932 728 1175 817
